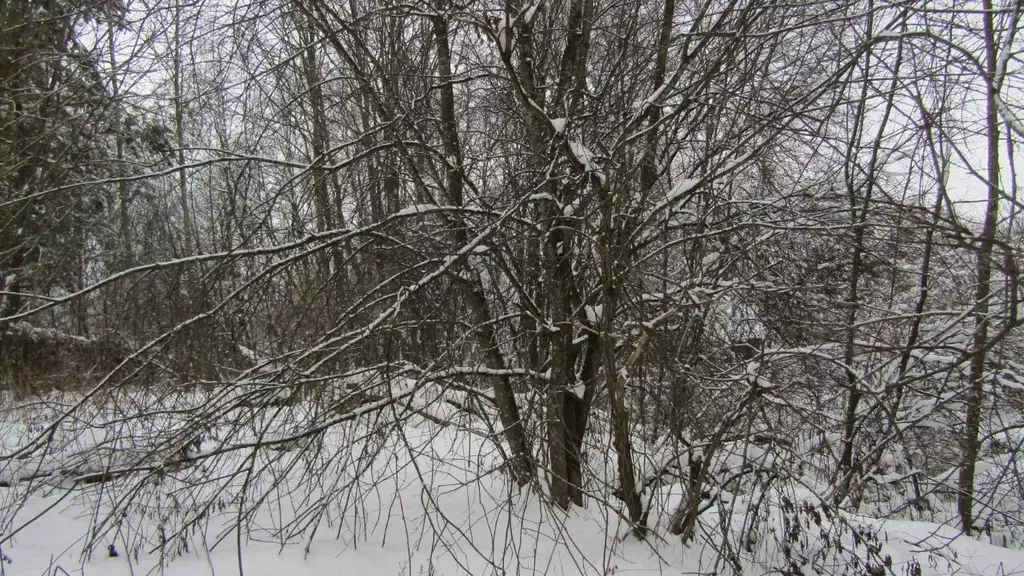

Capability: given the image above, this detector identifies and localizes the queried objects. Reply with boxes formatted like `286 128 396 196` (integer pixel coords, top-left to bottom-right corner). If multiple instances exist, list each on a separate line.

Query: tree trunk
433 5 535 487
958 0 1001 536
299 15 334 280
545 217 575 508
173 4 194 256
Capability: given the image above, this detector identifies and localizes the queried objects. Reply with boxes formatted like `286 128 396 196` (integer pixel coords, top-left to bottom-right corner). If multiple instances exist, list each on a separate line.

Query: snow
572 380 585 399
568 140 592 167
237 345 262 364
5 321 95 346
497 15 511 52
665 178 700 205
995 94 1024 139
393 203 442 217
521 3 538 25
644 177 702 219
0 477 675 575
566 140 606 185
2 388 1024 576
562 198 579 216
639 83 667 112
701 251 720 266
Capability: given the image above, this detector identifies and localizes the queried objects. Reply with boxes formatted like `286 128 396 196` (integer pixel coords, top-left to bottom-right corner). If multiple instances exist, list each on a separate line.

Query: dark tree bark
958 0 1002 536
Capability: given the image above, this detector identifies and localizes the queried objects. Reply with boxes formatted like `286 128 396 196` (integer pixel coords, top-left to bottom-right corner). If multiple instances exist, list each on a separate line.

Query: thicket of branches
2 0 1024 568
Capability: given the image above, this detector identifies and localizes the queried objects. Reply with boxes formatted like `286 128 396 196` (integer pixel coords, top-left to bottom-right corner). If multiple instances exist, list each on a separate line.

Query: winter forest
2 0 1024 574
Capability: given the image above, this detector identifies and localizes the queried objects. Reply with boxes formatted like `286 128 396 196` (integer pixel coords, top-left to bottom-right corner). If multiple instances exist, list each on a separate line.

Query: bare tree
2 0 1024 571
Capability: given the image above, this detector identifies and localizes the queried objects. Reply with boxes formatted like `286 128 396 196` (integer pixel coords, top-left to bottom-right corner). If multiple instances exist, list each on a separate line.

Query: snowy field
1 389 1023 576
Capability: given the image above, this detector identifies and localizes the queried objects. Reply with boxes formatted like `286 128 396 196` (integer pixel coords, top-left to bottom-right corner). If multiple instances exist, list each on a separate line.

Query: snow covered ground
1 392 1023 576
